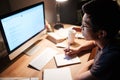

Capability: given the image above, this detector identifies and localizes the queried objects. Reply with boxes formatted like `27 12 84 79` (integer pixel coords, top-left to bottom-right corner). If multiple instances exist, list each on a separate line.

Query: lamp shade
56 0 68 2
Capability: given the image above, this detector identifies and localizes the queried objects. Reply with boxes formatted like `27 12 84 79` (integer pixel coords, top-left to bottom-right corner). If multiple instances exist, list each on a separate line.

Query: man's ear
98 30 107 38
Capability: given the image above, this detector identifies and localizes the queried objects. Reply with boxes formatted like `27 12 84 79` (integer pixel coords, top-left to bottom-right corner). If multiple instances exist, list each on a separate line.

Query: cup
68 29 76 44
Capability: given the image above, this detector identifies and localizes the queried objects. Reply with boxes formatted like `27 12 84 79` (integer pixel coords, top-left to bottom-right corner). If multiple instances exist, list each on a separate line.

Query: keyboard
29 47 58 70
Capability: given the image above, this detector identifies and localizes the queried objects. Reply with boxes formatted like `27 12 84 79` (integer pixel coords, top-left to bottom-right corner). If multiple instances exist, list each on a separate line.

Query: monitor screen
0 2 45 60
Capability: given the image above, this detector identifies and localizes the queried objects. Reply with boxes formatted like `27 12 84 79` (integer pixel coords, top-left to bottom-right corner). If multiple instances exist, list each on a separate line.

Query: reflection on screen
0 2 45 53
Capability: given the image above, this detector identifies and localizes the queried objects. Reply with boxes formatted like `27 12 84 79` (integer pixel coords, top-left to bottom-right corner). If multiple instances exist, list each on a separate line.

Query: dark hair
82 0 120 39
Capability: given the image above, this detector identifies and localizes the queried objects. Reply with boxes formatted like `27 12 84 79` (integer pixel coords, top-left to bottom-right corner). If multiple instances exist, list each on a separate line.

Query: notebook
54 53 81 67
43 67 72 80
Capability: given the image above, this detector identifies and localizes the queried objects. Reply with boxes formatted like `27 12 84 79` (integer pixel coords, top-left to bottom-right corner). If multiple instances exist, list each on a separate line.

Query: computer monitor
0 2 45 60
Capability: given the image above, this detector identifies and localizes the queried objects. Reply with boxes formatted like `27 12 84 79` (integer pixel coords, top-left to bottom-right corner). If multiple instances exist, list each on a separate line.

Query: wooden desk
0 24 91 80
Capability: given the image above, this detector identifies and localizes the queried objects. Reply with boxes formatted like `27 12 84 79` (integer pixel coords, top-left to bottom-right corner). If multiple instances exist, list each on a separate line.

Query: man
64 0 120 80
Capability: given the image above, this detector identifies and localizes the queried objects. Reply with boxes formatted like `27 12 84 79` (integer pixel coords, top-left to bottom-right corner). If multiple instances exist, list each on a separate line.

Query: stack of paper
43 67 72 80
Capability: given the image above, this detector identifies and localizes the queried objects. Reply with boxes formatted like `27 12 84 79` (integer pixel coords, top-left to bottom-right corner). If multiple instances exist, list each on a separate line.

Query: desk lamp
54 0 68 29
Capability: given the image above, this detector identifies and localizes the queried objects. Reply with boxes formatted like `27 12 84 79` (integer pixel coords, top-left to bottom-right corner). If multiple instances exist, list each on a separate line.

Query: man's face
81 13 97 40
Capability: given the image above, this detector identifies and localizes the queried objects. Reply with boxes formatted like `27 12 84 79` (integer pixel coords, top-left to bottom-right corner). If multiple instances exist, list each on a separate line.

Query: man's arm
74 59 97 80
78 40 96 52
64 40 96 56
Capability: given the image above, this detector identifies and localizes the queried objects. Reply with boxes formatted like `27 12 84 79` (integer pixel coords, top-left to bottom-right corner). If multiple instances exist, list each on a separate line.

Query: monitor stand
25 40 42 56
24 30 46 56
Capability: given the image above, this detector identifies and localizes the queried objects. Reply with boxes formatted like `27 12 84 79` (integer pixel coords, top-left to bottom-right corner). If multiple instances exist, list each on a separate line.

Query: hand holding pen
64 42 77 56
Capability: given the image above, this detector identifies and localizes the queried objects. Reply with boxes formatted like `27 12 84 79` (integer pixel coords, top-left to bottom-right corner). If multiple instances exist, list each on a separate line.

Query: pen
65 42 70 55
68 42 70 50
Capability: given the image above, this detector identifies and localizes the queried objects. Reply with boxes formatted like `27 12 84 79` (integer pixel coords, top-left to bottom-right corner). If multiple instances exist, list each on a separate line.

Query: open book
54 53 81 67
43 67 72 80
47 27 75 44
47 28 68 43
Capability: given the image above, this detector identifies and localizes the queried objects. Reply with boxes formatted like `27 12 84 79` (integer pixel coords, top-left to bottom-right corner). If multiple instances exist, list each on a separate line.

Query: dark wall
59 0 87 25
0 0 11 15
59 0 78 25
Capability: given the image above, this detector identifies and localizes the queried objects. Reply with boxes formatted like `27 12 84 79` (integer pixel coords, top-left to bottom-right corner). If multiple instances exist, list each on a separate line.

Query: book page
43 67 72 80
54 53 81 67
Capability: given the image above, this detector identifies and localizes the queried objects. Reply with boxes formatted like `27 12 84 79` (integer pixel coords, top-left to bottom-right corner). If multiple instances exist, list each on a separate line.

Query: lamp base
54 23 64 30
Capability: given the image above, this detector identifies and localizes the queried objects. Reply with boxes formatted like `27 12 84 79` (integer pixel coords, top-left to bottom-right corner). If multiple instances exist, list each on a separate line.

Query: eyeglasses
81 24 92 30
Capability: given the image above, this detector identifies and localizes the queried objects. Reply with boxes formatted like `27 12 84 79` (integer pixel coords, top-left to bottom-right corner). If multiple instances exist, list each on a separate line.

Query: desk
0 24 91 80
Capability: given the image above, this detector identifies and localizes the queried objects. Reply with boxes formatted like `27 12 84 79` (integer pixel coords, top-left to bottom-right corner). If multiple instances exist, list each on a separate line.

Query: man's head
81 0 120 40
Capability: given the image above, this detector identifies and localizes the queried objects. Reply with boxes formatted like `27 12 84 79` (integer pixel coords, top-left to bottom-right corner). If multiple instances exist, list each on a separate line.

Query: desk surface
0 24 90 80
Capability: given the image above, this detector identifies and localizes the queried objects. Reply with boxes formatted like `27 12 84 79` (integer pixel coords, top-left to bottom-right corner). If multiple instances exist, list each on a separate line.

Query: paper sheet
54 53 81 67
43 67 72 80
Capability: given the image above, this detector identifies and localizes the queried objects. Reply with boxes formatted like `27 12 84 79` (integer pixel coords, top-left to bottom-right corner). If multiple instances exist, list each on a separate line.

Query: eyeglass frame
81 24 93 30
